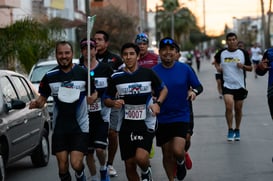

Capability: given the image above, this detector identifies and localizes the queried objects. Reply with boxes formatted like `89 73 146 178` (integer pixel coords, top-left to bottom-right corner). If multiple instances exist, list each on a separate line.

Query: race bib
58 87 80 103
124 104 146 120
89 98 102 112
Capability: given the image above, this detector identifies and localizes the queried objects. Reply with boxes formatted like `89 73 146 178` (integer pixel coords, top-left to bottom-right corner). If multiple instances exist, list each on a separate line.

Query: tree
0 18 63 72
77 5 138 54
156 0 201 50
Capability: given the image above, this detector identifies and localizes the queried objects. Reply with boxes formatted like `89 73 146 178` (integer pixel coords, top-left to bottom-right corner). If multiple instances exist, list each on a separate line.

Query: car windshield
29 64 56 83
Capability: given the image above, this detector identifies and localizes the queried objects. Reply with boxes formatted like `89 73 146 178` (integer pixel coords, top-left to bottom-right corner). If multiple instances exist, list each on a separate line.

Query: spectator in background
135 33 159 69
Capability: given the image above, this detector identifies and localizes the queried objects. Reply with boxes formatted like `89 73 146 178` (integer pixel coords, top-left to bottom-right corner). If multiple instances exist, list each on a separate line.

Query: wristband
192 89 198 94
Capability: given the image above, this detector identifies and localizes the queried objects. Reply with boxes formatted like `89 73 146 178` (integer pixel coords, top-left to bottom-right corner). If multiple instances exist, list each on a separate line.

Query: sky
147 0 271 36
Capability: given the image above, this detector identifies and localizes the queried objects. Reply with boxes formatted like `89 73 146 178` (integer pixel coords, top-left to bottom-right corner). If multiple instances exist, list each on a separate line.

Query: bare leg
86 153 97 177
234 100 243 129
224 94 234 129
124 158 140 181
107 129 118 166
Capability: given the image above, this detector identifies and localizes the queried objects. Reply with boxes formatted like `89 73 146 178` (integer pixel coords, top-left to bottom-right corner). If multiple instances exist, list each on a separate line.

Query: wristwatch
155 101 162 107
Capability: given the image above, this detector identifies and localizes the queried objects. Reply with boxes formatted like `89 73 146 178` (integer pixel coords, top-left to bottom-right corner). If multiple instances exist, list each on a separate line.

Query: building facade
0 0 87 42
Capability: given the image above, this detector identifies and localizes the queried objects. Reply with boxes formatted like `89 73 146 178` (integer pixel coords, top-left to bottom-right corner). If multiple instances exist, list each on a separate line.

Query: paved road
6 59 273 181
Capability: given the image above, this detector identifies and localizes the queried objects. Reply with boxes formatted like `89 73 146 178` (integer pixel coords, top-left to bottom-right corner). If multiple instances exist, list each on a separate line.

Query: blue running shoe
234 129 240 141
100 169 110 181
227 129 234 141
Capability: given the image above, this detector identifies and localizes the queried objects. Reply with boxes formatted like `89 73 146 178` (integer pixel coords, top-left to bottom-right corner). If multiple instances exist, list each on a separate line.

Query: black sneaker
176 160 186 181
141 167 153 181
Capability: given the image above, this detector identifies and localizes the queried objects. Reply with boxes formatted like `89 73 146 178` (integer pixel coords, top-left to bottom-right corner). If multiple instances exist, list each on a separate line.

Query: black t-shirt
96 50 123 71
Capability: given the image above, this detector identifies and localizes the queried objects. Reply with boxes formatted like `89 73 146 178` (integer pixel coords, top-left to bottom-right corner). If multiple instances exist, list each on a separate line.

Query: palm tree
156 0 200 49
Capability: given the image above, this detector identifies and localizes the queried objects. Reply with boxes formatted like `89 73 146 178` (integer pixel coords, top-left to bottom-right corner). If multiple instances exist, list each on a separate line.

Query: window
0 77 17 102
77 0 85 13
19 77 35 100
10 76 30 103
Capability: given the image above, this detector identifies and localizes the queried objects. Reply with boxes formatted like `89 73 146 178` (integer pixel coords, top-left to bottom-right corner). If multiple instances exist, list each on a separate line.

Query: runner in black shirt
104 43 168 181
30 41 97 181
94 30 123 177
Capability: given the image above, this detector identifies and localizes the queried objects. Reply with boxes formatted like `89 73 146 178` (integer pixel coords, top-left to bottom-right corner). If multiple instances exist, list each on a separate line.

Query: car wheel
0 155 5 181
0 140 8 181
31 129 50 167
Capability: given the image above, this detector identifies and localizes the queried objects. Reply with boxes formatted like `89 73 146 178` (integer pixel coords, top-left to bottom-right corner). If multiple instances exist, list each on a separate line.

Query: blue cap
159 37 177 49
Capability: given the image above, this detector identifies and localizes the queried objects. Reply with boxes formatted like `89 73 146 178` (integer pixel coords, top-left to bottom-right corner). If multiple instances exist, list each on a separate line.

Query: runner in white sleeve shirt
214 32 252 142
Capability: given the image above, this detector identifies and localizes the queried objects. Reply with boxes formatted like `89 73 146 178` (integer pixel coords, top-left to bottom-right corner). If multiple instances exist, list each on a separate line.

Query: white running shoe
108 165 118 177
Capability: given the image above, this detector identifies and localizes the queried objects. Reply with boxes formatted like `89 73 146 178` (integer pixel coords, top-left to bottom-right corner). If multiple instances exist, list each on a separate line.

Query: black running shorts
156 122 189 146
51 132 89 155
119 119 154 160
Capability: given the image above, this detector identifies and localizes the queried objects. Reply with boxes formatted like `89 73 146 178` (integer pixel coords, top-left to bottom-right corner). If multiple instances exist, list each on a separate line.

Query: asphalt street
111 59 273 181
6 58 273 181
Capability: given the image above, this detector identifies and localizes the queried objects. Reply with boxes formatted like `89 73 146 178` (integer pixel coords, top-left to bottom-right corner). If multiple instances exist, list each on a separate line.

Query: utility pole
267 0 272 48
261 0 267 49
203 0 206 34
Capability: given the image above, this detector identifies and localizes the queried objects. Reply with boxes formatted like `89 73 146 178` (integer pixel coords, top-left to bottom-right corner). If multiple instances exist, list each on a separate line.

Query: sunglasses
135 33 149 44
136 33 148 39
162 38 174 45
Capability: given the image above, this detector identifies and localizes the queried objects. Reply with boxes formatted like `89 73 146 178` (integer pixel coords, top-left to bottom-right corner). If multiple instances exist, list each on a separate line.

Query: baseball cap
135 33 149 44
80 38 96 49
159 37 177 49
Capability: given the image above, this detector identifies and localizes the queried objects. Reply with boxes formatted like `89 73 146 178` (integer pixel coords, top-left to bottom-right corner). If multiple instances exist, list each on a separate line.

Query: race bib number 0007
124 104 146 120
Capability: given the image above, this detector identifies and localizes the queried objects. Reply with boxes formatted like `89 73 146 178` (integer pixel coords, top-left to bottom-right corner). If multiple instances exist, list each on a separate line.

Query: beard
57 59 73 70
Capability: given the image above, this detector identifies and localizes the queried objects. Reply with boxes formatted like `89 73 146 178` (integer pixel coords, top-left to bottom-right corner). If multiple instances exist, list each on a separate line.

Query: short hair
120 43 140 56
226 32 237 40
95 30 109 42
55 41 73 54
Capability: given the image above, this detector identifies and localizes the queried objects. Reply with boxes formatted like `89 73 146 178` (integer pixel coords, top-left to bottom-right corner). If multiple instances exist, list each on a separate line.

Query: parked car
28 59 79 118
0 70 51 180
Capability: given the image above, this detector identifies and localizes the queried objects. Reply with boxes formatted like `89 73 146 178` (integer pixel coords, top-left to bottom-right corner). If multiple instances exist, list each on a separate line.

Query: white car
28 59 79 118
